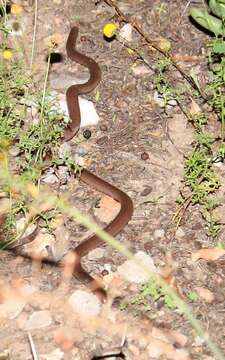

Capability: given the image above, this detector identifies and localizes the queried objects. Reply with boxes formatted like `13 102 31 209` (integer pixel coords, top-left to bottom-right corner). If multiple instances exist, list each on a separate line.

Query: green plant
154 58 180 109
133 277 176 310
190 1 225 36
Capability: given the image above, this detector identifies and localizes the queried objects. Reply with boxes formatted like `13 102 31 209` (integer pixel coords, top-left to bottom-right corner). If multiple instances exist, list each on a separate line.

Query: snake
9 27 133 303
64 27 133 301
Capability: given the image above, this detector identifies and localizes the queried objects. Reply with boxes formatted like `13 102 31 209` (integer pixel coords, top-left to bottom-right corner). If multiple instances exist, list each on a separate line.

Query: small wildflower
3 49 13 60
11 3 23 15
103 23 117 38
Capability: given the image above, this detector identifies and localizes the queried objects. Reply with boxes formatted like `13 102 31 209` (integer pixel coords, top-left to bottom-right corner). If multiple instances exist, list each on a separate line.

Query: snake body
64 27 133 301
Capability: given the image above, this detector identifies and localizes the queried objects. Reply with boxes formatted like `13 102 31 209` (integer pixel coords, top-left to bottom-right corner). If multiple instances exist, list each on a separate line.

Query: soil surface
0 1 225 360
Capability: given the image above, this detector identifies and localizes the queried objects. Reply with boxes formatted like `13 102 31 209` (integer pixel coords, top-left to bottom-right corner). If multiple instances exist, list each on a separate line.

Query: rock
9 145 20 157
88 248 106 261
153 91 177 108
195 287 215 303
0 295 26 320
24 232 56 258
56 166 69 185
40 348 64 360
25 310 52 330
94 195 120 223
147 339 163 358
117 251 157 283
58 94 100 127
68 290 101 317
15 217 37 240
41 170 58 184
58 142 71 159
175 227 185 238
132 65 152 76
119 23 133 42
153 229 165 239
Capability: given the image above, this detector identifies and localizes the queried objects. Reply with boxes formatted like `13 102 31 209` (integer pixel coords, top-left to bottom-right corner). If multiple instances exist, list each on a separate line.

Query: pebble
25 310 52 330
119 23 133 42
100 124 108 131
68 290 101 317
154 229 165 239
141 152 149 160
41 170 58 184
9 145 20 157
117 251 157 283
0 296 26 320
175 227 185 238
58 142 71 159
56 166 69 185
40 349 64 360
88 247 106 260
140 186 153 196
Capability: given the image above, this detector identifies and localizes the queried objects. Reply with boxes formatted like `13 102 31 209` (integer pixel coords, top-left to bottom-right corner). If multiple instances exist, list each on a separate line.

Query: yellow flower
3 50 13 60
11 3 23 15
103 23 117 38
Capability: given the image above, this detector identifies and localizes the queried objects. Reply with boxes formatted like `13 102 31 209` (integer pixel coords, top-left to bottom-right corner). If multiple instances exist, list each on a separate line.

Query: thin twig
28 333 39 360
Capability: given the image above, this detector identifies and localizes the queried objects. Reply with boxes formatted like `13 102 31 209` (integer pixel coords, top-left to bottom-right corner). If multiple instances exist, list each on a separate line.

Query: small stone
58 142 71 159
25 310 52 330
83 129 92 139
141 152 149 160
88 248 106 260
154 229 165 239
119 23 133 42
147 340 163 358
132 65 152 76
9 145 20 157
140 186 153 196
41 170 58 184
101 269 109 276
68 290 101 316
57 166 69 185
40 348 64 360
100 124 108 131
195 287 215 303
117 251 157 283
175 227 185 238
58 95 99 127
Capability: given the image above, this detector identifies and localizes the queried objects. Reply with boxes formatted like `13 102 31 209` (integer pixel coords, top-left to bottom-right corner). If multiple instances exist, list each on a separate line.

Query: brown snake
11 27 134 302
64 27 133 301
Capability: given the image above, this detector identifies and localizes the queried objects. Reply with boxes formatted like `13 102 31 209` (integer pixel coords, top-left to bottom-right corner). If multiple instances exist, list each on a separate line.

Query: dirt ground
0 0 225 359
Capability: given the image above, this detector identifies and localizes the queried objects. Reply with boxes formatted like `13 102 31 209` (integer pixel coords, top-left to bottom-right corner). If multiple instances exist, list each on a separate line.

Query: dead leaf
189 98 201 116
94 195 120 223
191 248 225 261
172 54 202 63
